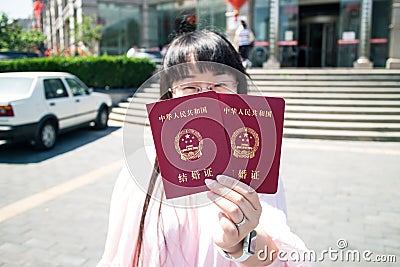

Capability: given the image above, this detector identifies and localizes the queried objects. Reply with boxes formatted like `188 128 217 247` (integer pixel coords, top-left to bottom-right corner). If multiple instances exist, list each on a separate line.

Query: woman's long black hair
133 28 248 266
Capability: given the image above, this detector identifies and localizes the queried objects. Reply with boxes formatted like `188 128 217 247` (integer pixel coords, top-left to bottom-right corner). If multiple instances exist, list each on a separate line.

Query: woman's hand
205 175 262 253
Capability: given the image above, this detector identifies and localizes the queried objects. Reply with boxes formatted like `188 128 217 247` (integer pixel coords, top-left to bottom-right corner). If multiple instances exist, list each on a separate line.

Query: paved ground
281 139 400 266
0 123 399 266
0 124 125 267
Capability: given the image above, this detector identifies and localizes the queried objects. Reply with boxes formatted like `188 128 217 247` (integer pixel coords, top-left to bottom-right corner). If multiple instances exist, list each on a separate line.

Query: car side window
43 79 69 99
66 78 89 96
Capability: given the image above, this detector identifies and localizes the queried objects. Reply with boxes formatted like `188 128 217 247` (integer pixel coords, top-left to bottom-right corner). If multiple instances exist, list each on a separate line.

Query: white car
0 72 112 149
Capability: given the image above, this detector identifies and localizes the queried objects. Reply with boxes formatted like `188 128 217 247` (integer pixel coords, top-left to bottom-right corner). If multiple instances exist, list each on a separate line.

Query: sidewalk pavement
281 138 400 266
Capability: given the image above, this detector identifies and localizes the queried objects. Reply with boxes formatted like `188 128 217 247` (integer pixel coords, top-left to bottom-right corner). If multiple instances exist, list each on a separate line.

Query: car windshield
0 77 34 98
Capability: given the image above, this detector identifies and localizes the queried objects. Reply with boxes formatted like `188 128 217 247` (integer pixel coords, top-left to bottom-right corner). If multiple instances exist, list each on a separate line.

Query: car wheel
35 121 57 150
94 107 108 130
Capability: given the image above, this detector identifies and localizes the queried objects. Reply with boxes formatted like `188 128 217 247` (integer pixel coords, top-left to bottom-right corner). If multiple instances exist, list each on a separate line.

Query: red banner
32 1 44 19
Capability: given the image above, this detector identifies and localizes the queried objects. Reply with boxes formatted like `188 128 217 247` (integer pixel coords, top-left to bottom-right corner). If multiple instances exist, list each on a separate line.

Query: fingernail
216 175 225 183
204 179 216 188
247 185 255 193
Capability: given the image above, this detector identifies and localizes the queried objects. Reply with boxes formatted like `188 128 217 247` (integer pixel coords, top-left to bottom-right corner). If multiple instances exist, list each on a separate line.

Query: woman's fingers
207 190 248 227
205 175 263 250
209 175 262 211
205 178 261 230
213 212 243 249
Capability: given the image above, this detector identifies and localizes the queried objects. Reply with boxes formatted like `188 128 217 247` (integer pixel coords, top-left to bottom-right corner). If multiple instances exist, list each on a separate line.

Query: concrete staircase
109 69 400 141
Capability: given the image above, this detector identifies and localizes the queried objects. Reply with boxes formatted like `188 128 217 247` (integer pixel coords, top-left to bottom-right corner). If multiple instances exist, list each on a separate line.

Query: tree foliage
0 13 22 50
74 15 103 47
0 13 46 52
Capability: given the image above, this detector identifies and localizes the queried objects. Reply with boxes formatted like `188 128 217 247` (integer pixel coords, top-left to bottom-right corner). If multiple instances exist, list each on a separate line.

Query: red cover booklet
146 91 285 199
217 93 285 194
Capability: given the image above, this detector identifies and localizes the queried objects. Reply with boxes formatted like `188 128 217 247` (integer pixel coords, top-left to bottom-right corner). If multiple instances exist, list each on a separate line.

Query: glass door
299 15 338 67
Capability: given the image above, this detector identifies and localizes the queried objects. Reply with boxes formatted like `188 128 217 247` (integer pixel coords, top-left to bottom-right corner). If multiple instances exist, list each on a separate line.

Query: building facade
40 0 400 68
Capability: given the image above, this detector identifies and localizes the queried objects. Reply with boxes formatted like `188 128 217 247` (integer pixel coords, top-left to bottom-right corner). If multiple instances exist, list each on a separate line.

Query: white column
44 8 52 49
264 0 280 68
50 0 57 51
57 0 65 50
354 0 373 68
386 0 400 69
68 0 75 55
141 0 150 48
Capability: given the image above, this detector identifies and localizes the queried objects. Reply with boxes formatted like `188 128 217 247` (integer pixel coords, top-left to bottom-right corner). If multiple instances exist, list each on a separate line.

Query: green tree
0 12 46 52
0 13 22 50
18 29 47 51
74 15 103 53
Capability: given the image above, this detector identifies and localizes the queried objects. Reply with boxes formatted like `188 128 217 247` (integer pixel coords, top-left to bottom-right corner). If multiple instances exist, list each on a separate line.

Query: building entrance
298 4 339 67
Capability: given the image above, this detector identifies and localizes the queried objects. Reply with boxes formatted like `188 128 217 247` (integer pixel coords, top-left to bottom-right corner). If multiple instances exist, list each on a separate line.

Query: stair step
110 70 400 142
281 99 400 107
115 102 147 110
142 87 160 93
283 128 400 142
259 92 400 100
252 80 400 87
249 74 400 81
127 92 400 102
120 98 156 106
112 107 147 117
247 68 400 75
112 107 400 123
143 82 400 89
130 92 160 99
249 87 400 93
285 106 400 115
127 97 158 103
120 102 400 112
285 113 400 122
118 102 130 108
113 106 400 120
115 104 400 115
136 85 400 93
109 113 148 125
108 112 125 122
284 121 400 131
149 83 161 88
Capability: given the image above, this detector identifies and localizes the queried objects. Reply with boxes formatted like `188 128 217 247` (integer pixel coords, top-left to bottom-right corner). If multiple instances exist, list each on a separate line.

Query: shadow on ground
0 126 120 164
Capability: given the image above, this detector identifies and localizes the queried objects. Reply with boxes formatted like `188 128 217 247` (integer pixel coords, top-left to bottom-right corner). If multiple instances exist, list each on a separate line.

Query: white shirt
236 27 253 46
127 48 136 58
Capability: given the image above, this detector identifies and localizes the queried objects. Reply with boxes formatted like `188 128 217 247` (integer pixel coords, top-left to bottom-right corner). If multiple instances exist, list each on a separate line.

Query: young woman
234 20 255 68
97 30 312 267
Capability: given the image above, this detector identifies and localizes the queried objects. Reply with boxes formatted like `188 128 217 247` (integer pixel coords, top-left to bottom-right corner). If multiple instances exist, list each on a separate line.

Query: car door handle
49 102 55 106
75 99 80 103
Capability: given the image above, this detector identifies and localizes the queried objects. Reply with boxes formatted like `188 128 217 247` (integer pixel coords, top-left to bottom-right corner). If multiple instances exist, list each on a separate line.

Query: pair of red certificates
146 91 285 199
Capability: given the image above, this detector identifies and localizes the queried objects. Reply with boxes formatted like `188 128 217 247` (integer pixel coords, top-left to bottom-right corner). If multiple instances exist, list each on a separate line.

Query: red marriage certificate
146 91 285 199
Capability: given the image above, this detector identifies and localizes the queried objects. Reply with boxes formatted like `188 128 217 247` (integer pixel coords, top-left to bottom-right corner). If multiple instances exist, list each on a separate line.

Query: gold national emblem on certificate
231 127 260 159
175 129 203 161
